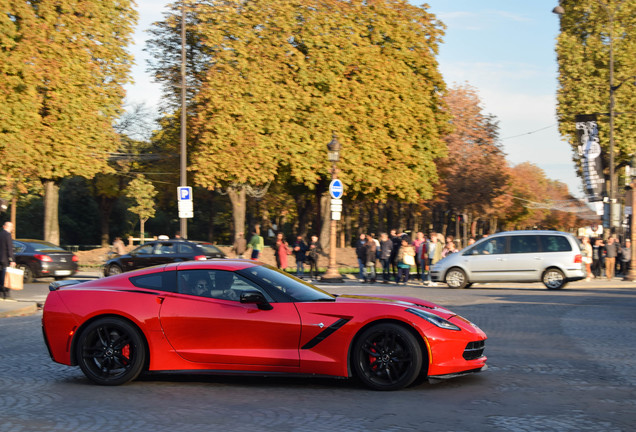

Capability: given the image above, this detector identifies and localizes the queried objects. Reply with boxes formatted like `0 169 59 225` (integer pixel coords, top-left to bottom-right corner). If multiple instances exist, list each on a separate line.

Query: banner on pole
575 114 604 202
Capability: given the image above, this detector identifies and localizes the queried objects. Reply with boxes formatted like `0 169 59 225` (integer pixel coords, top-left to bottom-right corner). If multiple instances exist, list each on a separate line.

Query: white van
430 230 585 290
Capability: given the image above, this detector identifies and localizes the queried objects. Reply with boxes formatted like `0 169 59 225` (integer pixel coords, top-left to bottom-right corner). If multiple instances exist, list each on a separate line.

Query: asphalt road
1 279 635 431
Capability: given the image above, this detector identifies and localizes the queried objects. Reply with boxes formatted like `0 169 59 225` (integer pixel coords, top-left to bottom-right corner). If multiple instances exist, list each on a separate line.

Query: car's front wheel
76 317 146 386
352 323 423 391
18 264 34 283
445 267 468 289
542 268 567 290
107 264 123 276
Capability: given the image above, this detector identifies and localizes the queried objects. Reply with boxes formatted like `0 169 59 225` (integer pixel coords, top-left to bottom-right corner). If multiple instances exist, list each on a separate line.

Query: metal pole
179 0 188 239
626 183 636 281
607 4 616 230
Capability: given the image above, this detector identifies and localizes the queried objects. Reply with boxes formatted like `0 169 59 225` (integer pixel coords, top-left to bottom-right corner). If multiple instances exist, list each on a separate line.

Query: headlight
406 308 460 331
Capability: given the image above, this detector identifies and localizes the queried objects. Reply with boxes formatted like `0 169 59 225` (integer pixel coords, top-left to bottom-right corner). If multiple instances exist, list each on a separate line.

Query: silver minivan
430 230 585 290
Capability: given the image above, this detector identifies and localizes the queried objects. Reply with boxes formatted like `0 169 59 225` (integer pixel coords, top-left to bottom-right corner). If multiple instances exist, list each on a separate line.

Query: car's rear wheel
352 323 422 391
107 264 123 276
543 268 567 290
76 317 146 386
18 264 34 283
445 267 468 289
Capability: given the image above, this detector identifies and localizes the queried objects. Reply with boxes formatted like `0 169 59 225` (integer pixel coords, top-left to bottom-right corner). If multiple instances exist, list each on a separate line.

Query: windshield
237 264 335 302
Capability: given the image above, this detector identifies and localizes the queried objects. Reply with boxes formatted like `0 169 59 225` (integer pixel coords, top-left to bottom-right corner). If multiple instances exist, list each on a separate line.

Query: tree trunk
10 196 17 237
99 196 116 247
208 191 216 242
43 180 60 245
227 186 246 240
140 218 146 244
319 194 330 250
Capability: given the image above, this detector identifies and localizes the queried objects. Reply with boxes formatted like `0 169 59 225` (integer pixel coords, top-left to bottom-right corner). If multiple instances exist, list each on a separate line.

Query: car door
463 236 510 281
152 242 179 266
158 269 301 367
123 243 157 271
504 235 542 281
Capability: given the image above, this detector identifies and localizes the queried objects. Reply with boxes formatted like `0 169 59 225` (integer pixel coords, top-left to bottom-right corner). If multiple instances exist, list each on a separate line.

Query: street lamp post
179 0 188 239
322 134 343 283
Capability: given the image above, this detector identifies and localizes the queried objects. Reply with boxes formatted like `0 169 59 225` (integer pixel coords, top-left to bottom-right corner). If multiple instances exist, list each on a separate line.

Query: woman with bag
581 236 593 281
0 221 16 299
396 238 416 285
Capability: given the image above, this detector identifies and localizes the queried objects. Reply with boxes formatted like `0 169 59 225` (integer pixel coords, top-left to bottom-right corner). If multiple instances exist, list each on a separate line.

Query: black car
103 239 226 276
13 239 79 283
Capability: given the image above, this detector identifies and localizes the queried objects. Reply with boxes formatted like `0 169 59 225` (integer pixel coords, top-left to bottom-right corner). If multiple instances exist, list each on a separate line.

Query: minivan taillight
574 254 582 263
194 255 207 261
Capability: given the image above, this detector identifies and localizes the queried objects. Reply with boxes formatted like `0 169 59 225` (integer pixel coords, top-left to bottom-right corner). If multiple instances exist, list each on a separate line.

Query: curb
0 302 38 318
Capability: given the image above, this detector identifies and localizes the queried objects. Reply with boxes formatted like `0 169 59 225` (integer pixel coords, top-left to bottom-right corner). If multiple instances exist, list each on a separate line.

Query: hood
335 294 456 319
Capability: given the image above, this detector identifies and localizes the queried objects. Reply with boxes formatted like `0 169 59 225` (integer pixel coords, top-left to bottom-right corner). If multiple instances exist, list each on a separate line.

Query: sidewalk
0 299 38 318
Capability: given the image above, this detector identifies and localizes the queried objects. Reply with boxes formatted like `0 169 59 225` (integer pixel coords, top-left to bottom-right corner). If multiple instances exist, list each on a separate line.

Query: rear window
539 235 572 252
23 241 66 252
197 243 223 256
130 271 177 292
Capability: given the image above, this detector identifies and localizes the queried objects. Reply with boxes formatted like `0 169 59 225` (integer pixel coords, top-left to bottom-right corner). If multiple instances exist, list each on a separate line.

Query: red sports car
42 260 487 390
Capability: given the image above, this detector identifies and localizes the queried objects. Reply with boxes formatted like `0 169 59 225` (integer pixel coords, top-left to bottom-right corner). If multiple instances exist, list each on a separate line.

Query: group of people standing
356 230 460 285
580 235 631 281
273 233 323 280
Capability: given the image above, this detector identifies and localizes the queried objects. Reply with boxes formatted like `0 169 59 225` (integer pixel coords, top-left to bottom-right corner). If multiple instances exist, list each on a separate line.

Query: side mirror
240 291 273 310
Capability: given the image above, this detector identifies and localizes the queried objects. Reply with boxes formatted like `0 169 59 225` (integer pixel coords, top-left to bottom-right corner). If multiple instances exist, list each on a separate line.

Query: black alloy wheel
18 264 34 283
76 317 146 386
352 323 423 391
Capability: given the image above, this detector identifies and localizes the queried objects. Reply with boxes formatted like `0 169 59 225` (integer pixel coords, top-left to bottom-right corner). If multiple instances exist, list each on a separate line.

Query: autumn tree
125 175 157 244
170 0 449 239
0 0 137 244
436 84 507 239
554 0 636 181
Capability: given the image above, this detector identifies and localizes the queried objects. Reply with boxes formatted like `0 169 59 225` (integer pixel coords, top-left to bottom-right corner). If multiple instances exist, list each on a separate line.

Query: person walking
292 235 308 278
424 232 443 286
274 233 290 271
363 234 377 283
620 239 631 277
355 233 367 282
396 238 415 285
413 232 426 278
591 238 603 278
604 236 619 281
581 236 593 281
112 237 127 255
0 221 16 300
231 232 247 259
378 232 393 284
389 229 401 282
307 235 323 280
247 227 264 260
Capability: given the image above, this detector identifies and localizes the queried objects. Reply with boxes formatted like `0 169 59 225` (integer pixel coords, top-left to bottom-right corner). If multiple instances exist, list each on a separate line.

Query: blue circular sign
329 179 344 199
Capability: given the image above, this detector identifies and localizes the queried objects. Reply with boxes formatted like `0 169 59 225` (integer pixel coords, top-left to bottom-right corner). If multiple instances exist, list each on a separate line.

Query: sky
124 0 582 198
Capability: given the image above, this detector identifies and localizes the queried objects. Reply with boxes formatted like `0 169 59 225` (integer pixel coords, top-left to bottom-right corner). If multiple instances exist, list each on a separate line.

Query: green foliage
555 0 636 172
125 175 158 223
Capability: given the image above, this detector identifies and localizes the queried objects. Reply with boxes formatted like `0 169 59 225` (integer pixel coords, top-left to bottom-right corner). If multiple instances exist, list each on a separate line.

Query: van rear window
539 235 572 252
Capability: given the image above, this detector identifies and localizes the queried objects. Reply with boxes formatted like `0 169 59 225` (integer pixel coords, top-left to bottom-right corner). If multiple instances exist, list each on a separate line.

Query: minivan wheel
445 268 468 289
543 268 567 290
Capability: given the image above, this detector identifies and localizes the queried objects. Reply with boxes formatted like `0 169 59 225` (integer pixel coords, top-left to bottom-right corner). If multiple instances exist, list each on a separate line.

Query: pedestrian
231 232 247 259
442 240 457 257
355 233 367 282
389 229 401 282
0 221 16 300
274 233 291 270
413 232 426 278
363 234 377 283
581 236 593 281
620 239 631 277
424 232 443 286
307 235 323 280
292 235 308 278
604 236 619 281
247 226 264 260
396 238 415 284
592 238 604 278
112 236 126 255
378 232 393 284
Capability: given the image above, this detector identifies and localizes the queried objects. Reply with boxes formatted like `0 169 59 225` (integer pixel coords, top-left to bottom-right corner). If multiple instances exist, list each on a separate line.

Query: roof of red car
166 259 262 272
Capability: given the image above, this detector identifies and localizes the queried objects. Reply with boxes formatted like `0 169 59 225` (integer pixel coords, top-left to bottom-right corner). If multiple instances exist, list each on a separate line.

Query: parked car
43 260 488 390
431 230 585 290
103 239 226 276
13 239 79 283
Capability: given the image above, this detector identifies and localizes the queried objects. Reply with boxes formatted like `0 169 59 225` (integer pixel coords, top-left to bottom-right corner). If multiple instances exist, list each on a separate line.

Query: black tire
18 264 34 283
445 267 468 289
107 264 123 277
76 317 146 386
54 277 66 281
542 268 567 290
352 323 423 391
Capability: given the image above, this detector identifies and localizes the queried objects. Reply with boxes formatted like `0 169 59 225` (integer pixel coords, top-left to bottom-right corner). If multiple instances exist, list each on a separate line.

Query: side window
510 236 540 254
177 269 273 302
540 235 572 252
472 238 505 255
157 242 175 255
130 271 177 292
178 243 195 254
13 241 25 254
135 244 155 255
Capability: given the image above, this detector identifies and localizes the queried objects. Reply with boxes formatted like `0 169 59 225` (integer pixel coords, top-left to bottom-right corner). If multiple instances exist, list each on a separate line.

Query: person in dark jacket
306 235 323 280
389 229 402 282
363 234 377 283
0 221 16 300
355 233 367 282
378 232 393 284
292 236 308 278
604 236 619 281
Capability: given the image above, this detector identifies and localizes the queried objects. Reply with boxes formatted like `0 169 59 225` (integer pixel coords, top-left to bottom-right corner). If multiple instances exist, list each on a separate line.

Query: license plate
55 270 72 276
